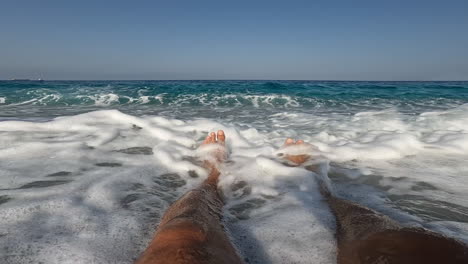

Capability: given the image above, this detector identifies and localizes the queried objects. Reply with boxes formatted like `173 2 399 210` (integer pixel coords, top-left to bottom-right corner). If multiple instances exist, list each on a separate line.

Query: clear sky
1 0 467 80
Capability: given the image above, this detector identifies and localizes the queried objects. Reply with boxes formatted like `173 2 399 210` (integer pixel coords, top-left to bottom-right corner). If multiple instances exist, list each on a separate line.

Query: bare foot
281 138 311 165
199 130 227 170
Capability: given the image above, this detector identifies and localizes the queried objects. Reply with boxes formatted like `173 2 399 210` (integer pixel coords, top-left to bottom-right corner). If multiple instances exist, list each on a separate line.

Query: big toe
217 130 225 144
284 138 295 146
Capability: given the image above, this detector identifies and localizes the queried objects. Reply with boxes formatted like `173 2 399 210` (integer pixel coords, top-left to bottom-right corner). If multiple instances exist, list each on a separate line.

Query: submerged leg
281 138 468 264
136 131 243 264
328 196 468 264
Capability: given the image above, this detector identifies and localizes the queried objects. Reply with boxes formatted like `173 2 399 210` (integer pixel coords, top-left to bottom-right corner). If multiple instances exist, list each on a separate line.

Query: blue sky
1 0 467 80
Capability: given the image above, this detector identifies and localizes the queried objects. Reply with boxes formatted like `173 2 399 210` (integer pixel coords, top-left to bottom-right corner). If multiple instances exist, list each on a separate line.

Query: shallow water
1 81 468 263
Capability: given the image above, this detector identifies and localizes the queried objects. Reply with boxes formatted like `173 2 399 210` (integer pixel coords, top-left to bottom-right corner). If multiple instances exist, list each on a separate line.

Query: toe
296 140 304 144
203 135 211 144
210 132 216 143
217 130 225 144
284 138 294 146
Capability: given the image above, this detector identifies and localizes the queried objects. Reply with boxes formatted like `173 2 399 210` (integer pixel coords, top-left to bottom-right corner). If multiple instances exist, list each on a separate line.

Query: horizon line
1 79 468 82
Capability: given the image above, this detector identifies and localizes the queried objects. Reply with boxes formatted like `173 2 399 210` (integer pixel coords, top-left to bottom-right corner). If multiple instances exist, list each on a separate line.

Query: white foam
164 93 301 108
154 94 164 104
0 97 5 104
243 94 300 107
138 96 150 104
10 98 38 106
77 93 120 106
1 107 468 263
37 94 62 105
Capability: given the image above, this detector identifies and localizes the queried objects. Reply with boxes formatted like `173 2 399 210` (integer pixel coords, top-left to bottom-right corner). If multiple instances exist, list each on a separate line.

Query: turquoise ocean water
1 80 468 118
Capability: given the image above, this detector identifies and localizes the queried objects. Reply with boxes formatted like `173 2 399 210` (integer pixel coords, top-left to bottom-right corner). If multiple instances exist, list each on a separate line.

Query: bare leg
281 138 468 264
136 131 243 264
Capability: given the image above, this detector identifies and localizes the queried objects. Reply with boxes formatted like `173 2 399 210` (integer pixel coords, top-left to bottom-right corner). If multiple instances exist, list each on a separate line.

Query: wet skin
284 138 468 264
135 130 243 264
136 134 468 264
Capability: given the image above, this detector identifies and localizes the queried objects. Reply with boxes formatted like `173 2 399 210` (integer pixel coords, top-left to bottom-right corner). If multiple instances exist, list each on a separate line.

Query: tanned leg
136 131 243 264
281 138 468 264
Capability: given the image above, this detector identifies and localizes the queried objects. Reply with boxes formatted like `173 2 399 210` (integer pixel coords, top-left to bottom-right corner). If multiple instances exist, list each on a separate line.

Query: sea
1 80 468 263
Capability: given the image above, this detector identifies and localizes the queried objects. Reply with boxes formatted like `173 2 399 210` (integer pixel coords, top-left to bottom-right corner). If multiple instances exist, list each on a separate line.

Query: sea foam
0 108 468 263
